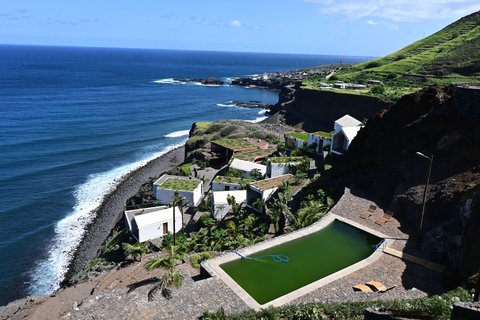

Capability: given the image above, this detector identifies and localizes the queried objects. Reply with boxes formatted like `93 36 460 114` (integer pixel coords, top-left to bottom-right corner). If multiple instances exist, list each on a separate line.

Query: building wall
153 183 203 207
267 162 297 178
136 215 182 242
212 181 242 191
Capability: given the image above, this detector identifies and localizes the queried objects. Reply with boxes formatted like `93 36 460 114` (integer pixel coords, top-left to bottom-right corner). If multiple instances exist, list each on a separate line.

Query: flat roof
233 146 277 162
335 114 362 128
342 126 362 141
133 206 181 228
212 190 247 205
250 174 293 191
212 138 268 151
230 158 266 174
310 131 332 139
155 176 201 191
268 156 303 164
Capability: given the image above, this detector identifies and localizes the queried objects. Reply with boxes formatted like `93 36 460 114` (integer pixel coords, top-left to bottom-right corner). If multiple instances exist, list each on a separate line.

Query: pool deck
202 211 393 310
69 188 446 319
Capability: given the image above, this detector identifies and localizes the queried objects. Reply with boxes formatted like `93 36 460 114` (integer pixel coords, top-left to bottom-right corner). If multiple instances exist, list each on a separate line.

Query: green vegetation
158 177 200 191
214 176 242 184
303 11 480 101
213 138 258 150
233 145 277 162
189 251 213 269
203 288 473 320
179 163 192 177
145 245 184 300
310 131 332 139
287 131 308 141
268 156 303 163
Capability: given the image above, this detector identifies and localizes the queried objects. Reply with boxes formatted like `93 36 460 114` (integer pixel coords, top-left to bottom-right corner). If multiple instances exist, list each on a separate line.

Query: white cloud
366 19 377 25
302 0 480 22
230 19 242 27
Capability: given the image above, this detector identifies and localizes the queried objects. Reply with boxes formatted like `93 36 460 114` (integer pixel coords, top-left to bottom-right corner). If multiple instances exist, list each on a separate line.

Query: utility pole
173 192 178 246
416 152 434 232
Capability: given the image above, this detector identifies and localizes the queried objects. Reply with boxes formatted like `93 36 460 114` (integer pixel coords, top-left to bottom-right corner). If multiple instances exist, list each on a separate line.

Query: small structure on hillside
124 206 182 242
331 115 363 155
333 81 367 90
246 174 293 213
211 190 247 220
229 158 266 178
211 138 269 162
307 131 332 155
212 176 244 191
285 131 307 150
266 157 303 178
153 175 203 207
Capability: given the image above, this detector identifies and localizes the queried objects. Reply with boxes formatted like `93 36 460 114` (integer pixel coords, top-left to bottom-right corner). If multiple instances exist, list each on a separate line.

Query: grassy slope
303 11 480 100
340 10 480 85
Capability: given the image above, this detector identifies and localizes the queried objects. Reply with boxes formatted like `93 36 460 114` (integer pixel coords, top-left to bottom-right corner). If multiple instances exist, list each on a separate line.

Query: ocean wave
246 116 268 123
28 140 186 296
216 103 237 108
164 129 190 138
258 109 268 115
153 78 186 85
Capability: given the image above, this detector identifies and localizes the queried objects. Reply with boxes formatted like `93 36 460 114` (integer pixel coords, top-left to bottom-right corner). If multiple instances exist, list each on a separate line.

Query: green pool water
220 220 381 305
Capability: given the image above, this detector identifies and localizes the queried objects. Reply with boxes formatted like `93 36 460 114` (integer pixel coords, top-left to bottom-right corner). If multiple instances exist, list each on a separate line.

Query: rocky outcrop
270 86 393 131
321 85 480 287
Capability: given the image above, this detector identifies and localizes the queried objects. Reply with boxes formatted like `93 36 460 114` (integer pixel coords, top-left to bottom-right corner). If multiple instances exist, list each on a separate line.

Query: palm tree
144 245 184 300
172 192 186 246
122 242 146 262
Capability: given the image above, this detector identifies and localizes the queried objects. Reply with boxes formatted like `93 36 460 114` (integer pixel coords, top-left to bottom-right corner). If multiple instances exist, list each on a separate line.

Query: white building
124 206 182 242
246 174 293 212
211 176 243 191
331 115 363 155
229 158 266 178
307 131 332 155
211 190 247 220
266 157 302 178
285 132 307 149
153 175 203 207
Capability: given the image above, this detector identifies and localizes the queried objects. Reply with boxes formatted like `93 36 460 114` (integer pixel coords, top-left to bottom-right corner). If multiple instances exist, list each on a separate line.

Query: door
225 185 230 191
163 222 168 234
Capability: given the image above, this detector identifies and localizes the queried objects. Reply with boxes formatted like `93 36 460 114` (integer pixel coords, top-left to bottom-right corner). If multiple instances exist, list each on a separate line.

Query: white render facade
153 175 203 207
307 133 331 154
211 190 247 220
212 180 243 191
331 115 363 155
229 158 266 178
124 206 182 242
266 160 301 178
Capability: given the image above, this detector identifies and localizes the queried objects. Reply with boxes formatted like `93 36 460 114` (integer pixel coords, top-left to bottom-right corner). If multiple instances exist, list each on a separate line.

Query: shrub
189 251 213 269
371 85 386 94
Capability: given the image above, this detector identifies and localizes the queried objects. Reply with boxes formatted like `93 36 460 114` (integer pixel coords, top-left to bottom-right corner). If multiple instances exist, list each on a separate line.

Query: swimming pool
202 215 388 309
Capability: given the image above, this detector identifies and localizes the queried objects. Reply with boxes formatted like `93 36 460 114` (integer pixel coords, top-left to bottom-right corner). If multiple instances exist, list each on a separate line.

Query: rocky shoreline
62 146 185 287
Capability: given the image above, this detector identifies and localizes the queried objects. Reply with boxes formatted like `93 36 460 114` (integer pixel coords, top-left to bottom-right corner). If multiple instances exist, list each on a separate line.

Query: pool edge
201 213 393 311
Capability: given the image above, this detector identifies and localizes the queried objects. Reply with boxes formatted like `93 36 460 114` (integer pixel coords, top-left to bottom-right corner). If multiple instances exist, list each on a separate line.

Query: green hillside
303 11 480 100
340 10 480 85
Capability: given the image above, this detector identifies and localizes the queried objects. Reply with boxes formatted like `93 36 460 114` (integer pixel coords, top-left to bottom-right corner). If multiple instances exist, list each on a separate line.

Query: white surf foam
216 103 237 108
258 109 268 115
246 116 268 123
153 78 186 85
164 130 190 138
28 140 186 295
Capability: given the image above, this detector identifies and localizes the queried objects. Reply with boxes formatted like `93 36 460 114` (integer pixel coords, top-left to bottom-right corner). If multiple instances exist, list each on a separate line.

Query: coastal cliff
320 85 480 287
269 85 393 131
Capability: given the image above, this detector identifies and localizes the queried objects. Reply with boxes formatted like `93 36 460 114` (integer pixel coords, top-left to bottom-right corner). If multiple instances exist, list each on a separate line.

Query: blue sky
1 0 479 56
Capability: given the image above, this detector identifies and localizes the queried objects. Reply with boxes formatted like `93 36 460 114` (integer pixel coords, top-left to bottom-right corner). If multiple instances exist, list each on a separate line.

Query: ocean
0 44 369 305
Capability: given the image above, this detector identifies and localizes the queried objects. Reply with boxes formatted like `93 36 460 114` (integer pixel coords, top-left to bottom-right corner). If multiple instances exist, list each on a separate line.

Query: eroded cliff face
270 86 393 131
322 85 480 286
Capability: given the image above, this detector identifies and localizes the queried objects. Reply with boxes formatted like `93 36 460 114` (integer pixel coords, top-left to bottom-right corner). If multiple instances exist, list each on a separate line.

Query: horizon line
0 42 378 60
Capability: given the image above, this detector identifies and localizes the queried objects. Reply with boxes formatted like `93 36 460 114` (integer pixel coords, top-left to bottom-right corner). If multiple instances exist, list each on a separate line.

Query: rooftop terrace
250 174 293 191
157 177 201 192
